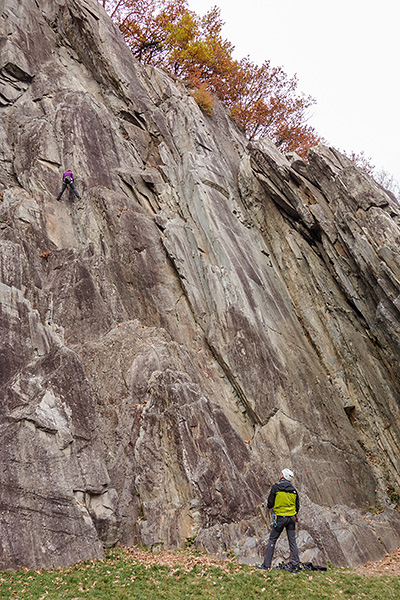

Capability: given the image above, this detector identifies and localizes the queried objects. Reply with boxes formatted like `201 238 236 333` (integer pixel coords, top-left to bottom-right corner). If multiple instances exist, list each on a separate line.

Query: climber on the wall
56 169 82 201
256 468 300 571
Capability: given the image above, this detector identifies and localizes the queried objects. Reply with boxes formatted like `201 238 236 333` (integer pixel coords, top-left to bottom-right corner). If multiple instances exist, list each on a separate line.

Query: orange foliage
226 57 321 158
191 82 216 115
103 0 321 158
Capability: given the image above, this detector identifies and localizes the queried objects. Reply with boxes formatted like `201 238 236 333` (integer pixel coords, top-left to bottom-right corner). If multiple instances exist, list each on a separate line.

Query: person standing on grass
257 468 300 570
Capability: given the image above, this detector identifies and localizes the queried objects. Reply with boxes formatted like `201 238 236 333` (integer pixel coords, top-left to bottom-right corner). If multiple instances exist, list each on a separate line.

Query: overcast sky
187 0 399 183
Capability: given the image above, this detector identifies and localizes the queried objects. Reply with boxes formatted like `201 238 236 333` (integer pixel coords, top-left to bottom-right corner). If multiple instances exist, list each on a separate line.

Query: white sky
187 0 399 182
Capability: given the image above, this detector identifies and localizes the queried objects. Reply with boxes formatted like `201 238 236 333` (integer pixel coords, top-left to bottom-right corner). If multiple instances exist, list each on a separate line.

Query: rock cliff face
1 0 400 570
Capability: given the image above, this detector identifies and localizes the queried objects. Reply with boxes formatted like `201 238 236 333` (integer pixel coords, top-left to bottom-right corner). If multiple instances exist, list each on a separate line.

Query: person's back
62 170 74 182
257 468 300 570
268 478 299 516
56 169 81 201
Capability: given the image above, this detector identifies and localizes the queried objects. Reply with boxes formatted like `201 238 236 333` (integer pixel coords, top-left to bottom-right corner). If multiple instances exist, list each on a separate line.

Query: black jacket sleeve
296 492 300 514
267 483 278 509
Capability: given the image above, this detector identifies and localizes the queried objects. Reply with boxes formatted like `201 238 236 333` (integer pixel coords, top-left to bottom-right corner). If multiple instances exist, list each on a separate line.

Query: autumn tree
101 0 321 158
112 0 237 88
226 57 320 155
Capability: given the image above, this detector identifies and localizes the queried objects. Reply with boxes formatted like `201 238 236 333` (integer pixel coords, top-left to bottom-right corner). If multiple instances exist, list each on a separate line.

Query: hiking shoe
255 563 269 570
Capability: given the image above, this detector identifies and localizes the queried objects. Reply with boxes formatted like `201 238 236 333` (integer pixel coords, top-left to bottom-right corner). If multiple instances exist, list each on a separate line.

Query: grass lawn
1 546 399 600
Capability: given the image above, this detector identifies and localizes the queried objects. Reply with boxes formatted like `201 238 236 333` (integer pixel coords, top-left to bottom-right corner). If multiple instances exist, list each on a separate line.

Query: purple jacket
63 170 74 181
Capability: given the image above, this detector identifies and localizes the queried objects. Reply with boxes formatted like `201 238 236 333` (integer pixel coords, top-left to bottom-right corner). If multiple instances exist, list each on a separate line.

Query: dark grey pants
57 180 81 200
262 515 299 568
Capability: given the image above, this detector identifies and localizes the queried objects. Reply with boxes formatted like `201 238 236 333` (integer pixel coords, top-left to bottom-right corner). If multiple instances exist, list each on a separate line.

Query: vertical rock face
0 0 400 569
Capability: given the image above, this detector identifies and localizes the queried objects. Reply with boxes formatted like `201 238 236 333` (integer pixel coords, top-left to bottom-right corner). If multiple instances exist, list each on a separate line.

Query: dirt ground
127 546 400 577
355 547 400 577
127 547 237 573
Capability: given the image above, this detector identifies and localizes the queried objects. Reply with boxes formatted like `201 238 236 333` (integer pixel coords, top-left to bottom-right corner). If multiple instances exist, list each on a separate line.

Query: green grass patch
0 546 399 600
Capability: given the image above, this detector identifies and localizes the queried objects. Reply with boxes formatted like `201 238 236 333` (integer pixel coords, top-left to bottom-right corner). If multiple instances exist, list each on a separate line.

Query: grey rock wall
0 0 399 569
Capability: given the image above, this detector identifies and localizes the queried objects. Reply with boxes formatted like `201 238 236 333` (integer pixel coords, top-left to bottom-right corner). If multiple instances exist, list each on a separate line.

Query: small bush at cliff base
1 546 400 600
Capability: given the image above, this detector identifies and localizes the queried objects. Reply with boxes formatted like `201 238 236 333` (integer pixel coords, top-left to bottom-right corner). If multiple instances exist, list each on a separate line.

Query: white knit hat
282 468 294 482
